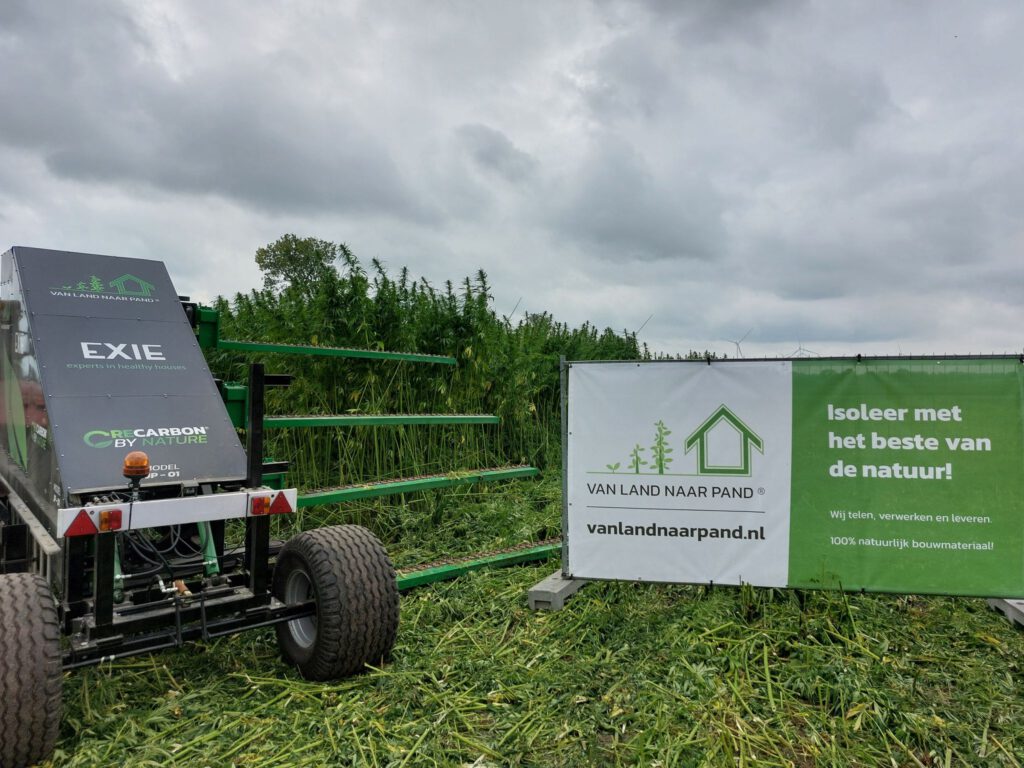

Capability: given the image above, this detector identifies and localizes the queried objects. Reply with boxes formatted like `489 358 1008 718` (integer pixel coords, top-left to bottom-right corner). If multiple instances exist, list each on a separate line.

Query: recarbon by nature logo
83 426 209 449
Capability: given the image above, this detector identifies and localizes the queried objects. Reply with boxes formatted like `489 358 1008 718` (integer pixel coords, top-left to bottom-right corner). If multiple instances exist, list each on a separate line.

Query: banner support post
560 355 569 577
527 356 591 610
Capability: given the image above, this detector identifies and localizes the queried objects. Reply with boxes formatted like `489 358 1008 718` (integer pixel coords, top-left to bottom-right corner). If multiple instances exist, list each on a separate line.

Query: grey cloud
456 124 538 184
785 65 896 150
0 2 148 148
45 78 425 219
738 241 865 302
0 2 429 220
610 0 804 44
1 0 1022 358
547 136 724 261
740 307 931 346
578 35 675 121
735 224 981 305
716 91 1024 305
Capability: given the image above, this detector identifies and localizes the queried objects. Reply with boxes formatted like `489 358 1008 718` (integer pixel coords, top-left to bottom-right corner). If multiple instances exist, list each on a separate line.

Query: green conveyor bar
298 466 539 508
217 339 456 365
397 543 561 591
265 414 500 428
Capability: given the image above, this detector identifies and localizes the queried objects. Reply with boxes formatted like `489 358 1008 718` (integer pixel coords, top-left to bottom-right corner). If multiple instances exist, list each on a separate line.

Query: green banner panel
788 358 1024 596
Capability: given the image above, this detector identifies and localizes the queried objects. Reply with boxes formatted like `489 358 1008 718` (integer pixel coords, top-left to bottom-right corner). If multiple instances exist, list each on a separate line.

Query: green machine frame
192 306 560 589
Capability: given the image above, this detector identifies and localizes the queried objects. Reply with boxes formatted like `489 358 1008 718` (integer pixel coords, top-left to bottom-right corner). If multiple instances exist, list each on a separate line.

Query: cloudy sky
1 1 1021 356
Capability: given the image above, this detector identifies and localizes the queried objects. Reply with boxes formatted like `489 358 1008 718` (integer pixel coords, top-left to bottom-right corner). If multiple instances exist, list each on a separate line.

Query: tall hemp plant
207 235 649 499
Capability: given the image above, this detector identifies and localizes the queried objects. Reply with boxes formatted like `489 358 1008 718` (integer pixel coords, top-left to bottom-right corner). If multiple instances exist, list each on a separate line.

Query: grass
49 476 1024 767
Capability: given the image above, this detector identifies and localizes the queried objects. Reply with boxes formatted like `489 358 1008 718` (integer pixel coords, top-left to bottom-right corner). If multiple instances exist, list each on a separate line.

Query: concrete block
528 569 588 611
988 598 1024 628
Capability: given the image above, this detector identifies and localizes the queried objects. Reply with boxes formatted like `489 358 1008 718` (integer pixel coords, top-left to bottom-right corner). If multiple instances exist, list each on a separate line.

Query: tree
255 235 342 298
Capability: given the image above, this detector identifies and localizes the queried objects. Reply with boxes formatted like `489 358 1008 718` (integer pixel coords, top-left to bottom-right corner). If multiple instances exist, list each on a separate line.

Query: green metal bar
298 466 539 508
217 339 456 365
218 382 248 429
197 521 220 577
195 307 220 350
397 543 561 591
265 414 499 428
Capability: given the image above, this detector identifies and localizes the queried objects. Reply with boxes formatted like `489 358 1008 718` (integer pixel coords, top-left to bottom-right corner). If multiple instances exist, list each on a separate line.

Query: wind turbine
789 341 820 358
725 329 752 359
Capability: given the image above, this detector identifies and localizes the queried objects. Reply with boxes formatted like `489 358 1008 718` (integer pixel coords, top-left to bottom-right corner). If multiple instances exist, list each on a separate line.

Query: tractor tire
0 573 62 768
273 524 399 681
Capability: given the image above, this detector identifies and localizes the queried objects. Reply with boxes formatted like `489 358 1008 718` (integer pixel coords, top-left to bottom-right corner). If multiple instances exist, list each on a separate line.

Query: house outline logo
109 274 155 297
53 272 159 300
684 404 764 476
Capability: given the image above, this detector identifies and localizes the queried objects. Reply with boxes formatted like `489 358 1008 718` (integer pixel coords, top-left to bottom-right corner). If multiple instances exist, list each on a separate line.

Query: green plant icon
605 462 621 473
628 443 647 474
650 419 673 474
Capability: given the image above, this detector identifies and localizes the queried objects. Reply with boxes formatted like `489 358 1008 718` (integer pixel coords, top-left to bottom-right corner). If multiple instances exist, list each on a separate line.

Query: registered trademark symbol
757 487 765 495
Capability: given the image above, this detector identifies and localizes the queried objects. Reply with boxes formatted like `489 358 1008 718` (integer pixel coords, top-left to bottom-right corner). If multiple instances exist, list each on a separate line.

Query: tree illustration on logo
649 419 673 474
605 461 621 473
88 275 104 292
628 443 647 474
75 281 87 290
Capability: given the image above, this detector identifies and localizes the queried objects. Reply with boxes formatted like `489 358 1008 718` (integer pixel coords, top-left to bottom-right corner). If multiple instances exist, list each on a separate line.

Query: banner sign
564 358 1024 597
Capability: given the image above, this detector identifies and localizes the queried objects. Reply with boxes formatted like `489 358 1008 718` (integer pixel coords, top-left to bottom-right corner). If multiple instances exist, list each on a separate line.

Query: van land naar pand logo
83 426 209 449
50 273 160 303
596 405 764 477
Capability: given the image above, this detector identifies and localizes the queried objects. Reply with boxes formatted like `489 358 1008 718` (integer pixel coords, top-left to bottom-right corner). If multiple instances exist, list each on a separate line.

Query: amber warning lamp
123 450 150 498
123 450 150 479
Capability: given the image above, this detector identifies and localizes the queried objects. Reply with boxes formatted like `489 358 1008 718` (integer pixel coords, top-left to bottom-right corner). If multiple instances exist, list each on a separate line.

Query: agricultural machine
0 246 556 767
0 247 405 766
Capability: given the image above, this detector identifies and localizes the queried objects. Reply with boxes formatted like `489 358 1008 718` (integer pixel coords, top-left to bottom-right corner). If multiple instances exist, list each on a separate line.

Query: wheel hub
283 568 317 649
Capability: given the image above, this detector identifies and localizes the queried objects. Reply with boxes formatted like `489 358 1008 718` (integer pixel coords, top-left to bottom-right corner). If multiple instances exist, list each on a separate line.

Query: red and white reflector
250 492 294 516
268 492 293 515
64 509 98 537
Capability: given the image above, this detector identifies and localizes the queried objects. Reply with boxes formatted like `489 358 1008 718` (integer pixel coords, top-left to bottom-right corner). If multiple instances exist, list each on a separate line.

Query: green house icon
109 274 155 297
684 405 763 476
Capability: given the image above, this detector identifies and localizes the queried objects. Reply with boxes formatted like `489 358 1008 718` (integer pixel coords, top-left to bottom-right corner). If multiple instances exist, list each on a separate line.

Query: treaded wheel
0 573 62 768
273 524 399 680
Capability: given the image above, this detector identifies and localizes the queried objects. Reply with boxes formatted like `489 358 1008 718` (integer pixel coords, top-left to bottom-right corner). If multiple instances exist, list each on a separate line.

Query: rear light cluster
99 509 122 531
62 490 294 537
65 508 123 537
250 491 294 516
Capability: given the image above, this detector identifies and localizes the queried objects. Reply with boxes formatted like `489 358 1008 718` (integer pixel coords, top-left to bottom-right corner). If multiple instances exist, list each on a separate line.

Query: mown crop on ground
49 240 1024 766
53 476 1024 767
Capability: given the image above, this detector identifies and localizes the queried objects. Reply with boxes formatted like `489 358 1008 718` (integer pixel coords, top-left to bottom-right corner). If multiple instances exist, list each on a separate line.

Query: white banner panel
566 361 792 586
